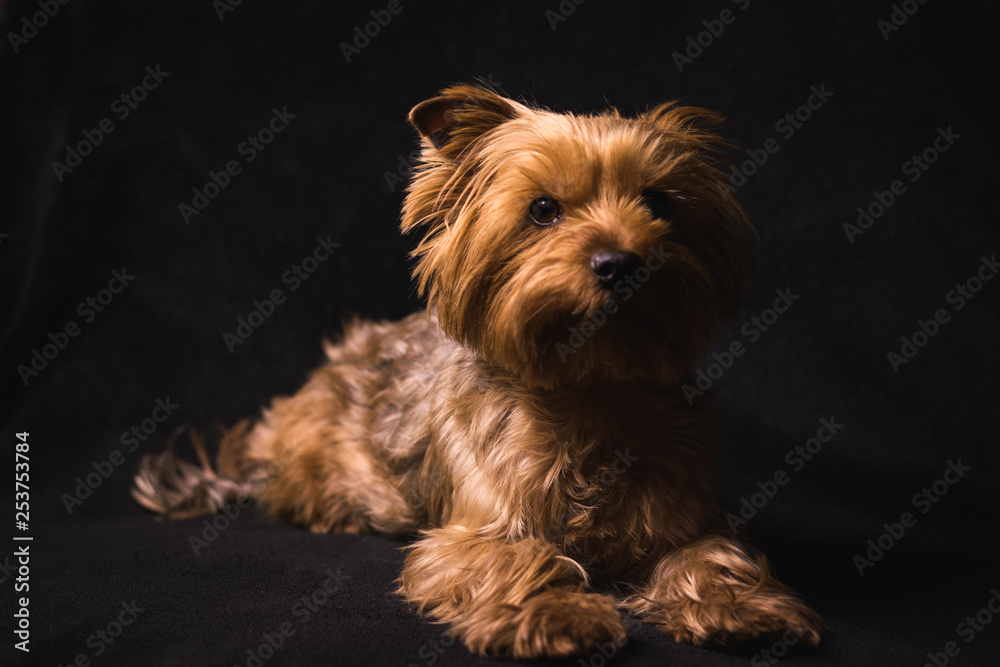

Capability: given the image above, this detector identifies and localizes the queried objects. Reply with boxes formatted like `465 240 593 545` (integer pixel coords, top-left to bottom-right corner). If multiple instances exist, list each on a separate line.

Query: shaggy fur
133 84 824 658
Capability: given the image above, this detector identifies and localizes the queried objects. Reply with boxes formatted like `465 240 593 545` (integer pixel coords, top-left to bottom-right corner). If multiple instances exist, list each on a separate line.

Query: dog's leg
399 524 626 658
625 535 824 646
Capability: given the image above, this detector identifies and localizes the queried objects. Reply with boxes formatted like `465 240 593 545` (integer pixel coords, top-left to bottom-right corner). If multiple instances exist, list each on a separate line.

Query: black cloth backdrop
1 1 998 665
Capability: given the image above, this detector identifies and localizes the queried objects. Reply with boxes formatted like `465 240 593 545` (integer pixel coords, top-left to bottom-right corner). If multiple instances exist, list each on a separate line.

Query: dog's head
403 85 750 389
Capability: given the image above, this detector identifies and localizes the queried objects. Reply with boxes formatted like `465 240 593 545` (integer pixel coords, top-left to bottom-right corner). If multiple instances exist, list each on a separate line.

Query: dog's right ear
408 84 521 159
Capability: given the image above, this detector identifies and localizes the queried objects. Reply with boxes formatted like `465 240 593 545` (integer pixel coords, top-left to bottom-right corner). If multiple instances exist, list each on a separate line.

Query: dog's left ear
409 84 521 159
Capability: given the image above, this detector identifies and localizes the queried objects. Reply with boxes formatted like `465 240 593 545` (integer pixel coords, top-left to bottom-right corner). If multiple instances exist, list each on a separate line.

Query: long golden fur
133 84 823 658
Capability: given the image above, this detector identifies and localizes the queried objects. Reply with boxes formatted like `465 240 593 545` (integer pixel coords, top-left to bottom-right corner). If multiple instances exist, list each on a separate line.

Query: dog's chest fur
327 312 715 574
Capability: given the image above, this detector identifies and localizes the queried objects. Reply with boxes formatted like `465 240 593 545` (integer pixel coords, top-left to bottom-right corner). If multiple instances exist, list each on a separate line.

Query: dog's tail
131 420 266 520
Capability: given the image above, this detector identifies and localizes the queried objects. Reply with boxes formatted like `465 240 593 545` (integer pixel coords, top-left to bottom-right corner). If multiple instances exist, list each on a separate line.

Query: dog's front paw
462 589 627 659
657 591 824 648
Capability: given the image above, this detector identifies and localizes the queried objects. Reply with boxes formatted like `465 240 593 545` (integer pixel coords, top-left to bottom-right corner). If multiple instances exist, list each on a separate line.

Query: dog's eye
643 190 674 221
527 195 562 226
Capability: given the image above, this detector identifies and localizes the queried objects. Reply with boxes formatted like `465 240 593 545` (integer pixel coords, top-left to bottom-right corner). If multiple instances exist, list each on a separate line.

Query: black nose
589 249 642 287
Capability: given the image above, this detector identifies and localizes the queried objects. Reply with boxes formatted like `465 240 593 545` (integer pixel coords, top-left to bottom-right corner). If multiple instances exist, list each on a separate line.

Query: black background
2 1 999 665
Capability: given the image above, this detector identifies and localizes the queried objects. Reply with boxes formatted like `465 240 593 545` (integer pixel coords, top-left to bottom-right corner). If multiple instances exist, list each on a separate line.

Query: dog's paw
462 590 627 659
657 592 824 648
516 590 627 658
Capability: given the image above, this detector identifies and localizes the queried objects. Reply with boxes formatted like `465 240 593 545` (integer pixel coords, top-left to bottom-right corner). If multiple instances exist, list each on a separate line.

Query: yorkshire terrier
133 84 824 658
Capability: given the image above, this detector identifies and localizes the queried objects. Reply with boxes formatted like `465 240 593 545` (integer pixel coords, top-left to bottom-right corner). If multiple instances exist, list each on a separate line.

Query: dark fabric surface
2 1 998 665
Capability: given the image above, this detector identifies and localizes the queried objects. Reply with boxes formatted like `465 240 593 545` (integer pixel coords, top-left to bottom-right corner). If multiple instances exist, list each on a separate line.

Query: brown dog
133 84 823 658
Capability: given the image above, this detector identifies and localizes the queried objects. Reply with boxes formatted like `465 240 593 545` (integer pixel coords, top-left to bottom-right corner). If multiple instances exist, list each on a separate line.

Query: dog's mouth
534 292 668 354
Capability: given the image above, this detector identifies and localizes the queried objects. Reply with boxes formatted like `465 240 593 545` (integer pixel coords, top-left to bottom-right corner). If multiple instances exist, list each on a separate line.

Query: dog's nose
589 249 642 287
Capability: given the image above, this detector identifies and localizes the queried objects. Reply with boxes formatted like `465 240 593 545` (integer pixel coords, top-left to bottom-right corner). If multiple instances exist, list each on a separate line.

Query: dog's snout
589 249 641 287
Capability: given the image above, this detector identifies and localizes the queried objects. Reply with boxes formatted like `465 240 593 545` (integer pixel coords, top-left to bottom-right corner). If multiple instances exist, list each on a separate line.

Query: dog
133 84 824 658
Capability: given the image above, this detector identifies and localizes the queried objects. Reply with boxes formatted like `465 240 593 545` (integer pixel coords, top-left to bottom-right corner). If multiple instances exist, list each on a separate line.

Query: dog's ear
409 84 521 159
640 102 740 172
